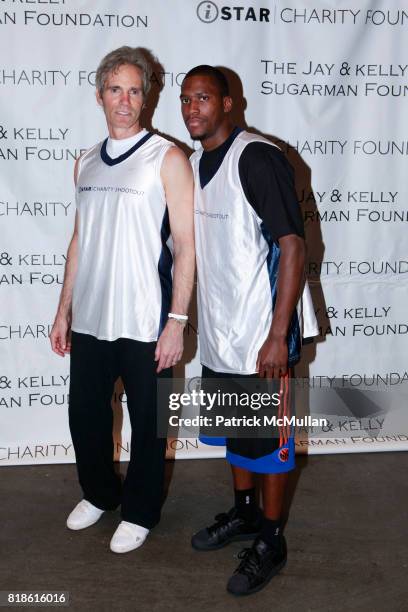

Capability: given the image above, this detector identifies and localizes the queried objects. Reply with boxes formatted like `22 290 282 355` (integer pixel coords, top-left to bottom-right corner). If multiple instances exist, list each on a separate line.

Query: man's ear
223 96 233 114
96 89 103 107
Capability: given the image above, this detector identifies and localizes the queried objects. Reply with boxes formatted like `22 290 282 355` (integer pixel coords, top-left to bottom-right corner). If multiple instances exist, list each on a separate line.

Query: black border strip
100 132 153 166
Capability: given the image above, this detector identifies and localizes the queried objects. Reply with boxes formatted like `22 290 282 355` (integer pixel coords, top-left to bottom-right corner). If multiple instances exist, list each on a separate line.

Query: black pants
69 331 171 529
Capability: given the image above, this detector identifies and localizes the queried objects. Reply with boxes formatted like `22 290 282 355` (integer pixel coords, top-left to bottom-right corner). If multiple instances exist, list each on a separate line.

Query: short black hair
183 65 229 97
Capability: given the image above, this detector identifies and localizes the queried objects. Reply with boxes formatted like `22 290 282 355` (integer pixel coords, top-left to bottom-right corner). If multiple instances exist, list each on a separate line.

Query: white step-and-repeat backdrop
1 1 407 465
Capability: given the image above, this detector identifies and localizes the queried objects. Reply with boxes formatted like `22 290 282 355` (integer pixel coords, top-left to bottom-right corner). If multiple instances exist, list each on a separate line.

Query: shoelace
208 511 235 535
235 547 261 576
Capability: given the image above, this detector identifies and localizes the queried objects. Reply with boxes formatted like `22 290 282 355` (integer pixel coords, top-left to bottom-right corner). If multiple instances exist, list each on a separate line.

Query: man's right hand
50 316 71 357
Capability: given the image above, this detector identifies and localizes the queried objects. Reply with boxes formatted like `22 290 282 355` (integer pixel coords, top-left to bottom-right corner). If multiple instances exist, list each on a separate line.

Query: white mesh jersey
191 130 319 374
71 132 175 342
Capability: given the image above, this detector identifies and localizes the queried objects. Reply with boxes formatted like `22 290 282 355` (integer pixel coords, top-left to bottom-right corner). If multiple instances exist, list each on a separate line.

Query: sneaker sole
226 557 287 596
66 515 103 531
110 540 147 554
191 531 259 552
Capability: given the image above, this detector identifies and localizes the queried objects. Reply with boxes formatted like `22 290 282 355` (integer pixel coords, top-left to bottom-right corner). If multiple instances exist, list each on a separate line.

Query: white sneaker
66 499 104 531
110 521 149 553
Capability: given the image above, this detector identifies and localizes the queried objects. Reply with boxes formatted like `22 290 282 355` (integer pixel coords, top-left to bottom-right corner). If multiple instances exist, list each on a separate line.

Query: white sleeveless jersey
71 132 175 342
191 130 319 374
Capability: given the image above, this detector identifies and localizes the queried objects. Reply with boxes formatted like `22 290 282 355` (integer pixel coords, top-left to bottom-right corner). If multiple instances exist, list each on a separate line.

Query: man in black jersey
180 66 315 596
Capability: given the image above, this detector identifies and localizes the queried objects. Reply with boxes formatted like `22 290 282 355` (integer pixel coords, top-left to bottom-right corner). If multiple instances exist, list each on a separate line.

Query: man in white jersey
180 66 318 595
50 47 195 553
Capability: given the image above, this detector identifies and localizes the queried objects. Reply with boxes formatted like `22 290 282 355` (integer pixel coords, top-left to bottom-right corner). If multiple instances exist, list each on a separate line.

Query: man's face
180 74 232 144
96 63 144 137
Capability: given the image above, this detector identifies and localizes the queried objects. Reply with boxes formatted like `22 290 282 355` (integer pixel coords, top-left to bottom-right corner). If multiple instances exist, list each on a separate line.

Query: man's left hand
155 320 184 372
256 335 288 378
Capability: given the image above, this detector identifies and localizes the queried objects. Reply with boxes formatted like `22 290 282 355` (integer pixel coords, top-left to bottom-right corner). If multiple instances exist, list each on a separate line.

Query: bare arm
49 157 81 357
257 234 305 377
155 146 195 372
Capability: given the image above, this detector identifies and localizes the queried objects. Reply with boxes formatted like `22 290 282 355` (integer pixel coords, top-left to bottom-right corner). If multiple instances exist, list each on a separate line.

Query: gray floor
1 453 407 612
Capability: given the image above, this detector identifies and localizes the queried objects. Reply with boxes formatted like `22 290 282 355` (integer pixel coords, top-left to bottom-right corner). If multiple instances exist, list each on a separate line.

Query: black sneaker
191 507 262 551
226 536 287 596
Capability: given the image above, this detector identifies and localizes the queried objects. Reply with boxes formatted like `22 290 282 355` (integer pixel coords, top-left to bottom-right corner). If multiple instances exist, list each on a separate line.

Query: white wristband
168 312 188 321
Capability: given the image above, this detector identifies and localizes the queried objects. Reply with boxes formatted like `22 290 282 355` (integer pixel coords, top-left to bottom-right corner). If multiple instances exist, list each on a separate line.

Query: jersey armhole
238 139 284 236
238 143 267 228
156 141 176 198
76 153 85 183
75 142 101 184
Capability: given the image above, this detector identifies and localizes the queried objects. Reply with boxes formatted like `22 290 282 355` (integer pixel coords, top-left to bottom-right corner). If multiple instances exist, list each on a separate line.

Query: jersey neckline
100 131 153 166
199 126 243 189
